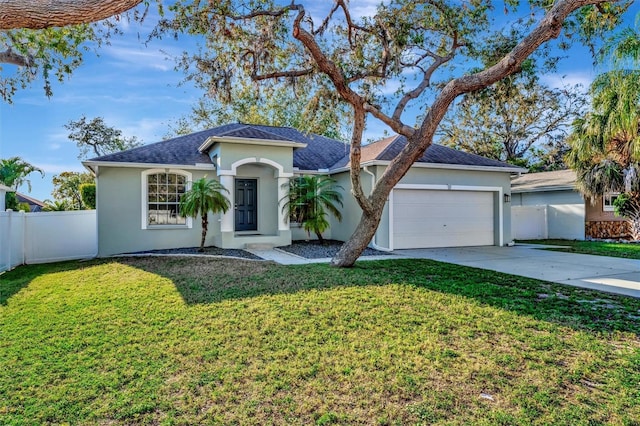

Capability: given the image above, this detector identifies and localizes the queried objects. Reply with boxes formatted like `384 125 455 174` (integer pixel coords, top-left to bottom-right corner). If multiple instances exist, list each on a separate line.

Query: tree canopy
439 65 586 171
0 1 144 102
51 171 95 210
0 0 142 30
66 116 143 159
152 0 628 266
566 26 640 238
0 156 44 191
167 86 349 141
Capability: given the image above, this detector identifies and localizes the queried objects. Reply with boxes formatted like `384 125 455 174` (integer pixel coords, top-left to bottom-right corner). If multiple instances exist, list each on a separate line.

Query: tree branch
252 68 314 81
0 0 142 30
0 48 31 66
372 0 613 201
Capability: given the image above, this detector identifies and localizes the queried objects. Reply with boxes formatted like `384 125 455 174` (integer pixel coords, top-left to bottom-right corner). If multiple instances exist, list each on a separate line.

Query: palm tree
566 29 640 239
284 175 343 242
0 157 44 192
179 178 230 251
42 200 71 211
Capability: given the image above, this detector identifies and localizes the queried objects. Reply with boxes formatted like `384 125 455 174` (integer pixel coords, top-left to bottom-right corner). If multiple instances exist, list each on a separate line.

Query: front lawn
520 238 640 259
1 257 639 425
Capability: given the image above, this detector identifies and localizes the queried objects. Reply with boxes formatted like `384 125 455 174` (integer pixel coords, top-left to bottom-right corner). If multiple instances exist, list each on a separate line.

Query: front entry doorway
235 179 258 231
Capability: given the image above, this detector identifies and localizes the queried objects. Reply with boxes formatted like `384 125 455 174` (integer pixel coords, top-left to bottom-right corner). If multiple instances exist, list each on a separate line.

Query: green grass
1 257 639 425
520 238 640 259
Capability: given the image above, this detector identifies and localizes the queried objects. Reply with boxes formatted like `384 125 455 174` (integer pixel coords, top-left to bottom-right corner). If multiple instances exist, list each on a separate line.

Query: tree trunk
199 215 208 252
0 0 142 30
328 0 600 267
629 217 640 241
331 210 382 267
315 231 324 243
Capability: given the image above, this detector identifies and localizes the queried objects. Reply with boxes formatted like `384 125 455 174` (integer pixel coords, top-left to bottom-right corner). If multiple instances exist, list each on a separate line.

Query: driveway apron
397 244 640 298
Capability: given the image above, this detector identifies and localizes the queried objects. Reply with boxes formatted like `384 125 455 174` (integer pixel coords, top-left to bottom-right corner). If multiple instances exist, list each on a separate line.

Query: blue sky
0 1 637 202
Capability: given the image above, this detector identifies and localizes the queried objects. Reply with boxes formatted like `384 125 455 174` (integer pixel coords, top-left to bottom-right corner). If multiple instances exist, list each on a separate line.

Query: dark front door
235 179 258 231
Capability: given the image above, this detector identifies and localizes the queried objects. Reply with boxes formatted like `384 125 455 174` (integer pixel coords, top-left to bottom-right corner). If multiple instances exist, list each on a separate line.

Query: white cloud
349 0 389 19
103 41 179 72
31 162 86 174
48 143 62 151
540 72 594 91
102 115 171 143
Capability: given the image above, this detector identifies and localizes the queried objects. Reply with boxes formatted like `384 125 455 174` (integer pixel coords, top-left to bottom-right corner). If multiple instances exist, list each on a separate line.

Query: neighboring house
83 123 521 256
16 193 46 212
511 169 628 240
0 183 12 211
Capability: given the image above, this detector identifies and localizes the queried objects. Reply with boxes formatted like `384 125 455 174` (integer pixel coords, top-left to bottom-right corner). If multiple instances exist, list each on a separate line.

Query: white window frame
141 169 193 229
603 192 620 212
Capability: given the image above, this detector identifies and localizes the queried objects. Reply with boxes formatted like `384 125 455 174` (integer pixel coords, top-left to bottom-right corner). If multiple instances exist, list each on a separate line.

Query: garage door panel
392 189 495 249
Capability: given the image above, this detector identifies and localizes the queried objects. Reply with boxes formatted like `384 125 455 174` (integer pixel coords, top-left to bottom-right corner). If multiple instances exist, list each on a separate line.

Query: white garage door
392 189 495 249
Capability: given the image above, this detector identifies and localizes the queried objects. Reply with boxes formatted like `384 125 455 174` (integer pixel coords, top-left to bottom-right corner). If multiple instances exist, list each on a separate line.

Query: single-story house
16 193 46 212
82 123 522 256
511 169 628 240
0 183 12 211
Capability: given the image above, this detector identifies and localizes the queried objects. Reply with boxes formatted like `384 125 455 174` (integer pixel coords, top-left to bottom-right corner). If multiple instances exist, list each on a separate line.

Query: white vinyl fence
0 210 97 272
512 204 585 241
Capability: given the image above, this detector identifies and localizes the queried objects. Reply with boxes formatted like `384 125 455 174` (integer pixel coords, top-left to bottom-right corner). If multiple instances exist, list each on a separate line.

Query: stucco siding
329 166 512 248
97 166 215 256
327 170 371 243
210 143 295 173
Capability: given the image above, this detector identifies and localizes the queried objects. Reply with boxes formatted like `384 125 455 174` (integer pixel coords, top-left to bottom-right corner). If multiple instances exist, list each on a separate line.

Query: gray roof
16 192 45 208
332 135 517 170
86 124 516 172
511 169 577 193
87 123 348 170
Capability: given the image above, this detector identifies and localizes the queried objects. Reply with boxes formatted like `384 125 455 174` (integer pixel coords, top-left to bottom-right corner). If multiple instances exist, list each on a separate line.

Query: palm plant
42 200 72 211
284 175 343 242
566 31 640 238
0 157 44 191
179 178 230 251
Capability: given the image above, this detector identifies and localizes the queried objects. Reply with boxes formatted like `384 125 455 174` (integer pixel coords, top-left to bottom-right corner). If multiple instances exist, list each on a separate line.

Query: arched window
141 169 192 229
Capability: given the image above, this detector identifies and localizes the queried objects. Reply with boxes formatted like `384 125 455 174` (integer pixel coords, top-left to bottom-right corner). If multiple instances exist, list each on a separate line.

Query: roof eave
82 160 216 171
329 160 525 174
511 185 577 194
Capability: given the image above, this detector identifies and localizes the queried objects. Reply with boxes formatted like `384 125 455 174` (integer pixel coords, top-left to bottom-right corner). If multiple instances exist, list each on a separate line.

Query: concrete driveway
397 244 640 298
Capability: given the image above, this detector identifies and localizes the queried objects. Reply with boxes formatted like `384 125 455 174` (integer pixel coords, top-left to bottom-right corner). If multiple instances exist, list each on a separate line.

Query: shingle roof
16 192 45 212
86 123 348 170
332 135 516 169
86 124 516 172
511 169 577 193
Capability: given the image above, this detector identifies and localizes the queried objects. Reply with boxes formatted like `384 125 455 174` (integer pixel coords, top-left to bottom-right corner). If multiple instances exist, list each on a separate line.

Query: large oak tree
155 0 628 267
0 0 142 30
0 0 144 102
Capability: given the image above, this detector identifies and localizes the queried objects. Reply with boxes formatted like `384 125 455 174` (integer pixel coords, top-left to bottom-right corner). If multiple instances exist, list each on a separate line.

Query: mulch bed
128 240 391 261
130 246 262 260
278 239 391 259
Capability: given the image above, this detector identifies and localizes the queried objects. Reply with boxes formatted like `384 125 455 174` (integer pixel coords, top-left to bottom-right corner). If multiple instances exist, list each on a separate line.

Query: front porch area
212 159 293 249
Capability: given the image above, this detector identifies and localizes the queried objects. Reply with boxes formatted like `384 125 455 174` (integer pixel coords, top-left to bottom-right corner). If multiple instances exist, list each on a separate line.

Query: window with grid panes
147 172 188 226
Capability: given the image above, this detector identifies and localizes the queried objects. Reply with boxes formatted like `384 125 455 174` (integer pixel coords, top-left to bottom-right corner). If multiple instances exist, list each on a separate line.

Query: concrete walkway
396 244 640 298
245 244 640 298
